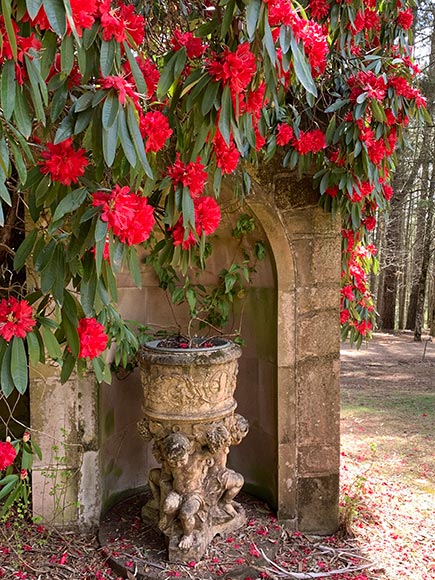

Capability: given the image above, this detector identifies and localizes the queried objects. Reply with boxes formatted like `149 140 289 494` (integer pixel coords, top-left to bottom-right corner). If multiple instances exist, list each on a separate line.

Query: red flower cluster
0 297 36 342
348 71 387 103
39 138 88 186
276 123 294 146
397 8 413 30
308 0 330 20
351 9 380 34
171 30 207 59
208 43 256 98
136 57 160 98
172 197 221 249
100 2 145 45
26 0 97 37
77 318 108 360
168 154 208 198
293 129 326 154
212 131 240 174
100 75 138 106
140 111 173 152
0 441 16 471
93 185 155 245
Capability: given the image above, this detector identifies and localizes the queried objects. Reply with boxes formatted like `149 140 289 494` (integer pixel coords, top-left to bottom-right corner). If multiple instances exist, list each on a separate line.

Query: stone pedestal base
138 340 248 563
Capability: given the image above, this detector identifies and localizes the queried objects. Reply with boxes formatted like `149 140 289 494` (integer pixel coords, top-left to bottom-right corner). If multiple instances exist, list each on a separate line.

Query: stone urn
137 338 248 562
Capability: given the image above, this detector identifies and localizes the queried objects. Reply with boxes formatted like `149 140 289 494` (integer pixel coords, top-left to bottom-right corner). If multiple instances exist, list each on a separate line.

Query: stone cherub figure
149 432 211 551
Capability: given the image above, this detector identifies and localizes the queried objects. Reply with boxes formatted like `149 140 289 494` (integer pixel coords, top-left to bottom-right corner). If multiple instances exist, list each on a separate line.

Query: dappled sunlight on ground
341 332 435 579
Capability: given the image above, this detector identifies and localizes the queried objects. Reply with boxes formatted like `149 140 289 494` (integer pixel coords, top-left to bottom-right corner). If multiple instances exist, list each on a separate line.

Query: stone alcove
29 170 340 534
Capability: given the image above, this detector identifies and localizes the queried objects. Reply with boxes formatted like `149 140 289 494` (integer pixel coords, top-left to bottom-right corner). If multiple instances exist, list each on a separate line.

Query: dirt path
340 332 435 580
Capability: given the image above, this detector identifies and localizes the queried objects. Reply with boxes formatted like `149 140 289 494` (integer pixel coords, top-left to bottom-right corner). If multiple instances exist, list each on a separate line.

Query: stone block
297 474 339 534
297 444 340 475
296 357 340 446
296 286 340 314
297 310 340 359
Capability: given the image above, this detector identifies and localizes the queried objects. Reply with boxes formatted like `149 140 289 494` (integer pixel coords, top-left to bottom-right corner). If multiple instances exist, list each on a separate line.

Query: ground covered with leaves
1 332 434 579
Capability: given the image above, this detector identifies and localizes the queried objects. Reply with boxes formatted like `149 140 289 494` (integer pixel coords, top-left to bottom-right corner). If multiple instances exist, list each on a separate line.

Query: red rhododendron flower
101 4 144 45
208 43 256 97
293 129 326 154
363 216 376 231
382 183 394 201
244 82 266 119
309 0 330 20
0 297 36 342
100 75 138 106
172 197 221 248
367 139 387 165
276 123 294 146
39 138 88 186
397 8 413 30
167 154 208 198
77 318 108 359
93 185 155 245
172 221 198 250
348 71 386 102
212 131 240 174
266 0 296 27
136 57 160 98
171 30 207 59
68 0 97 36
140 111 173 152
0 441 16 470
194 196 221 235
340 309 350 324
341 285 355 301
325 185 338 197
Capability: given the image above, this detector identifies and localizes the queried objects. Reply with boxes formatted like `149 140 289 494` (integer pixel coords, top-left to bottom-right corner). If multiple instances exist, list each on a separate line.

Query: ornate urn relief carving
138 340 248 562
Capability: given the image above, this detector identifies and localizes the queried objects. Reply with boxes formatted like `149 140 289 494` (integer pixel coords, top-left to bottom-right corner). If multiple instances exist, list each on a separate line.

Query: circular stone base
98 489 281 579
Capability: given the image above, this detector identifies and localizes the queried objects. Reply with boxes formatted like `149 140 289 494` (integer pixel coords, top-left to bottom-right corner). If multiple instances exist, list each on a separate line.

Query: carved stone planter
137 339 248 562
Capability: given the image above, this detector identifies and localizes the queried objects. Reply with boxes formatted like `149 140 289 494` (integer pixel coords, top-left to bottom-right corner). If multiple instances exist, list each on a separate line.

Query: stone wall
30 170 341 534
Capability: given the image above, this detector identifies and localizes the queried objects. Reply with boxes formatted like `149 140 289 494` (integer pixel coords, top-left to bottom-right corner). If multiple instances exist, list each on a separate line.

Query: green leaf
14 228 38 272
43 0 66 36
123 42 147 95
60 351 76 383
60 33 75 76
102 92 120 129
102 115 119 167
0 477 18 501
52 188 87 222
157 51 178 98
263 17 276 64
14 89 32 139
100 39 115 77
0 342 14 397
201 81 220 116
54 111 75 143
221 0 235 39
62 316 80 358
218 84 233 146
246 0 262 41
75 92 95 113
26 0 43 20
41 326 62 360
11 337 28 394
127 246 142 288
26 331 41 366
118 106 137 166
1 0 17 60
290 36 317 97
9 140 27 185
1 60 16 121
126 103 153 177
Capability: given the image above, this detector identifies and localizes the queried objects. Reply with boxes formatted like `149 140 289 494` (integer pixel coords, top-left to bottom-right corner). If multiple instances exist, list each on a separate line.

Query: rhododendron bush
0 0 428 395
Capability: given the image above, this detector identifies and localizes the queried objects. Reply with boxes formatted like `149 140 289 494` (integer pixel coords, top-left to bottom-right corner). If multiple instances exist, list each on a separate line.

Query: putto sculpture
138 339 248 561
